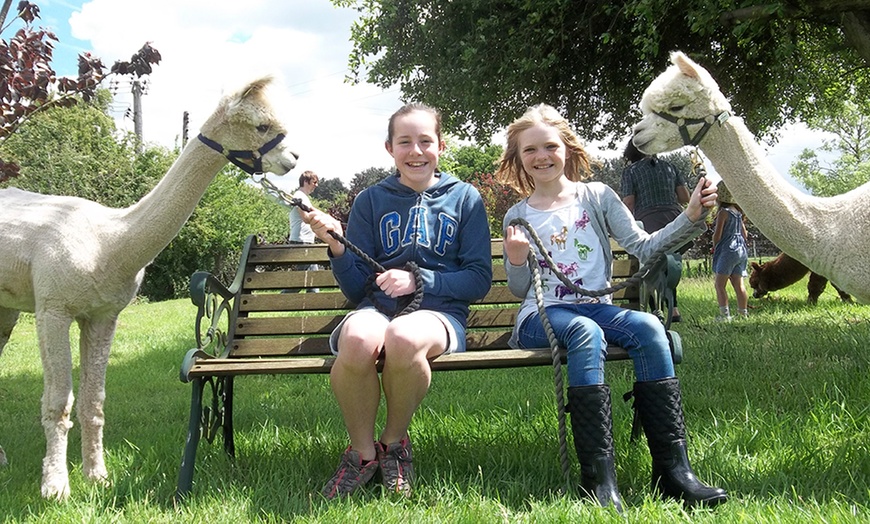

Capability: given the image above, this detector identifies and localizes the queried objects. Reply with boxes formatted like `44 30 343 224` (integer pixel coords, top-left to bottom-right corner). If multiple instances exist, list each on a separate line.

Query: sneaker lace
381 441 413 491
325 450 370 497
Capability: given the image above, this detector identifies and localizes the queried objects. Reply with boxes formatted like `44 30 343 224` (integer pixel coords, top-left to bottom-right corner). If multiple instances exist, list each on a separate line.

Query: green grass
1 275 869 522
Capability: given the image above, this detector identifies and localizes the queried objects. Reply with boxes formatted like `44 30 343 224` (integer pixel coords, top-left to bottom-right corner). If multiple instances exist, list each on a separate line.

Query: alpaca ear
751 261 760 270
241 76 273 99
671 51 702 81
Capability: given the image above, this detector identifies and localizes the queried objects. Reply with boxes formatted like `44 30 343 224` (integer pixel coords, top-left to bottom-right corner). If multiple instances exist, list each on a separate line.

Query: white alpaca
0 77 298 499
632 51 870 304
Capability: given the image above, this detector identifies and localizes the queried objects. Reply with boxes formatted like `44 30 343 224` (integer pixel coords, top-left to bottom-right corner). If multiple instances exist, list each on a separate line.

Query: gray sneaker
321 446 379 499
378 437 414 496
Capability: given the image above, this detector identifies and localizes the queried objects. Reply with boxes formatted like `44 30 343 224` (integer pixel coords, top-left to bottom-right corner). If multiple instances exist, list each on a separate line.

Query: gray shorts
328 307 466 356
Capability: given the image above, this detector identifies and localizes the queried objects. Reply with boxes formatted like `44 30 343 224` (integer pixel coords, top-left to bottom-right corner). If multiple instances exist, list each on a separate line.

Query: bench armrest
189 235 258 359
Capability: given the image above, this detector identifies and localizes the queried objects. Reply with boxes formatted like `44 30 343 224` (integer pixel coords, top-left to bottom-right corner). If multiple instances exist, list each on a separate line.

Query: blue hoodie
329 172 492 326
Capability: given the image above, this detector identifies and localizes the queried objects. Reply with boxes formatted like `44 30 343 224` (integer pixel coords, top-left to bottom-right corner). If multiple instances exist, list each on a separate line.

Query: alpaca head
632 51 732 155
748 261 769 298
199 76 299 175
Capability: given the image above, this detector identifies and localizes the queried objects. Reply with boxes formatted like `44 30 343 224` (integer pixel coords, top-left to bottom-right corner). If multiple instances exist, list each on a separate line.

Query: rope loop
509 217 696 298
252 177 423 318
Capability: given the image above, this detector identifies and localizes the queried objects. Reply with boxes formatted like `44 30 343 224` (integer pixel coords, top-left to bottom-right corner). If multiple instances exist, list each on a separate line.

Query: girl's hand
504 225 531 266
686 177 718 222
376 268 415 297
301 209 345 256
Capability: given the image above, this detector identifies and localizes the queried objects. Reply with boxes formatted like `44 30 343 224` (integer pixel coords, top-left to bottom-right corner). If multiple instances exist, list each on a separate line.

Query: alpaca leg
36 310 75 499
0 306 20 355
77 317 118 484
807 272 827 305
831 283 854 303
0 307 19 466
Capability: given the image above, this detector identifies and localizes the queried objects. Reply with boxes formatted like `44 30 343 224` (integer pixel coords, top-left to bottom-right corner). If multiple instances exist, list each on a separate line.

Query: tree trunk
842 11 870 63
0 0 15 31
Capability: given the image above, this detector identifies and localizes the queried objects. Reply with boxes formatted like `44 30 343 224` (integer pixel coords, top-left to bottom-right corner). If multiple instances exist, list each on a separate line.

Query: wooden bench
175 235 682 498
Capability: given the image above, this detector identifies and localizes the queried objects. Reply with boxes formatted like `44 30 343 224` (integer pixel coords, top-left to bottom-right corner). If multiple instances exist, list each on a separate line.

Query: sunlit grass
0 274 868 522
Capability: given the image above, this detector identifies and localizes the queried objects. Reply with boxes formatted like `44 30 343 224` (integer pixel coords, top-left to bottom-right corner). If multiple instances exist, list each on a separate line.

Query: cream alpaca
632 51 870 304
0 77 298 499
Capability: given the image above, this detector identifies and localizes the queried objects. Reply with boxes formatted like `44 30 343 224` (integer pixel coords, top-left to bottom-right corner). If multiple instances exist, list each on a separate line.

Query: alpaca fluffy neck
114 139 227 273
701 118 824 261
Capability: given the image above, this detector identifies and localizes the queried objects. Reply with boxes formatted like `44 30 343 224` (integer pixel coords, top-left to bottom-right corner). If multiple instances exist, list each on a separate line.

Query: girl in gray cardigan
495 104 727 512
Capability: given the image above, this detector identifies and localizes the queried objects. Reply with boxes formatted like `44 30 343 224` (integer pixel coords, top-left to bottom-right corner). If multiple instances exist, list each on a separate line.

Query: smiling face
517 122 567 187
385 109 445 192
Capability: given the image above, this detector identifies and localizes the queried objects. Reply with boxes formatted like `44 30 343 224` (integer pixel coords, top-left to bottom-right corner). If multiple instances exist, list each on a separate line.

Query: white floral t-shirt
526 202 609 304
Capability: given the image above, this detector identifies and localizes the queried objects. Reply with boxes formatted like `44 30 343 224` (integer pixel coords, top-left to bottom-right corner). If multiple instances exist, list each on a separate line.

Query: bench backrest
223 236 640 359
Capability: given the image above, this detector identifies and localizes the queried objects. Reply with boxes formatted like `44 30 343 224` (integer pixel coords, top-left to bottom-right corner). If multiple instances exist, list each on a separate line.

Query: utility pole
132 79 143 153
182 111 189 148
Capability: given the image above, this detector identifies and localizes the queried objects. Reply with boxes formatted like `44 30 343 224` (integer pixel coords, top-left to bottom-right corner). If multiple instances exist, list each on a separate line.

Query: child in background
496 104 727 512
711 181 749 321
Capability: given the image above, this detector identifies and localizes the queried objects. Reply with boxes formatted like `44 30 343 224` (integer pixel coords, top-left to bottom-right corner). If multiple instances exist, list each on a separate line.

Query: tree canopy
0 0 160 182
789 99 870 196
334 0 870 145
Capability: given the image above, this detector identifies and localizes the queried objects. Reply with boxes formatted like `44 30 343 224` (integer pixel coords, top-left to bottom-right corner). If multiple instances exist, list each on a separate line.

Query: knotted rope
252 174 424 318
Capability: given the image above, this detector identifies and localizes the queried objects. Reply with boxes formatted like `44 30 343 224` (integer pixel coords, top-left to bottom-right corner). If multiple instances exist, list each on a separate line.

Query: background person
620 140 690 321
711 181 749 321
286 170 321 293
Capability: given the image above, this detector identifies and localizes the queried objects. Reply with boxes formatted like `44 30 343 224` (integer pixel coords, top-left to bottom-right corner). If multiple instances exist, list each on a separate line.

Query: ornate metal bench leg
223 376 235 458
176 377 205 500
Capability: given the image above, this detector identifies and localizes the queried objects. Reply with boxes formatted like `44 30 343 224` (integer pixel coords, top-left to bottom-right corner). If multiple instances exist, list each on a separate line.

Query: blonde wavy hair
495 104 592 196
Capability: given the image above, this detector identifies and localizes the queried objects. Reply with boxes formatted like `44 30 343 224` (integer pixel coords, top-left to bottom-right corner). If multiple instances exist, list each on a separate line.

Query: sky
27 0 833 191
33 0 404 191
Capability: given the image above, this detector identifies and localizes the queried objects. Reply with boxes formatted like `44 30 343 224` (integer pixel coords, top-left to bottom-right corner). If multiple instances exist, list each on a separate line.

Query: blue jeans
517 303 675 386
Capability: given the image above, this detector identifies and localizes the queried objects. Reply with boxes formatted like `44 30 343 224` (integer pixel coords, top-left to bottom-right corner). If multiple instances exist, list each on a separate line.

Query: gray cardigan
502 181 706 347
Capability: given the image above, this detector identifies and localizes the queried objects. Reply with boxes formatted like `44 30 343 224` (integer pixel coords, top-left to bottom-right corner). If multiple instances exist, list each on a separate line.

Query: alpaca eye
257 124 270 133
669 105 685 113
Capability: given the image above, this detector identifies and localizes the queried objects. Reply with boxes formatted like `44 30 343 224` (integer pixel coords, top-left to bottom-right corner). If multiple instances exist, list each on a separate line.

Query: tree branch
720 1 870 25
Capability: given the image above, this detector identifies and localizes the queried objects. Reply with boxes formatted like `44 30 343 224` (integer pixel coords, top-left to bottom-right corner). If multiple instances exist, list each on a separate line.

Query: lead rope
524 245 573 492
251 174 423 317
511 158 710 490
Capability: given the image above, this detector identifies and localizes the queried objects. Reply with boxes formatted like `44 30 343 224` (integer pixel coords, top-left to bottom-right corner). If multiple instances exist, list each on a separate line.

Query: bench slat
238 292 353 313
244 238 627 265
234 308 522 337
186 346 631 377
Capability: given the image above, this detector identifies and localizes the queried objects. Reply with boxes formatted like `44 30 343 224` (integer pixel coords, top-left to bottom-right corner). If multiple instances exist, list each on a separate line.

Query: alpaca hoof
0 446 7 466
41 476 71 500
85 465 110 486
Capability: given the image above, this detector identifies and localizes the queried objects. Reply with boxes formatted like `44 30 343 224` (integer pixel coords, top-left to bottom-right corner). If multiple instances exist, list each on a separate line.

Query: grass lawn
0 274 868 522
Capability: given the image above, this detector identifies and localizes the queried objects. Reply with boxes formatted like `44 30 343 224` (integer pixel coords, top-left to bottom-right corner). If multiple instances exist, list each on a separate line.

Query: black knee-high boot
567 384 624 513
632 378 728 507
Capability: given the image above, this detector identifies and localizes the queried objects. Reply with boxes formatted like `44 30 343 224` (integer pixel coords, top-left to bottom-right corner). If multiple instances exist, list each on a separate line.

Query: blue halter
197 132 286 175
653 110 730 147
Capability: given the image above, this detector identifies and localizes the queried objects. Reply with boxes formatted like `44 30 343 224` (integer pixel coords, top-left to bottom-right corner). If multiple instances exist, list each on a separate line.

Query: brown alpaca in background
749 253 853 304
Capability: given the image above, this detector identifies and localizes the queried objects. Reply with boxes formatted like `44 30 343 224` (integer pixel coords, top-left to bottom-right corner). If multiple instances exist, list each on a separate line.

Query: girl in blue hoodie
303 103 492 499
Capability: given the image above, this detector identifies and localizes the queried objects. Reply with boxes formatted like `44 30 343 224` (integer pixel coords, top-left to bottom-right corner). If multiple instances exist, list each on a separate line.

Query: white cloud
66 0 402 190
